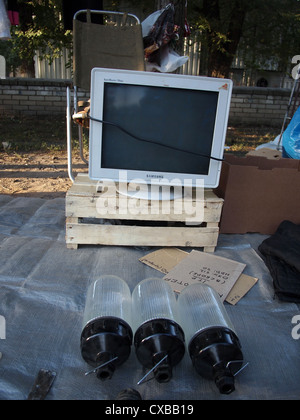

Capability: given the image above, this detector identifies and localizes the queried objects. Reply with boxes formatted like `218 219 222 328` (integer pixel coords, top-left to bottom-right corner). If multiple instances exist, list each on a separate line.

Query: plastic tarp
0 195 299 400
282 105 300 159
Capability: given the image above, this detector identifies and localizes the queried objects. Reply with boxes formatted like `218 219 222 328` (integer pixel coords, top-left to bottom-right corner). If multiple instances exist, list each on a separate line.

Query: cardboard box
214 154 300 234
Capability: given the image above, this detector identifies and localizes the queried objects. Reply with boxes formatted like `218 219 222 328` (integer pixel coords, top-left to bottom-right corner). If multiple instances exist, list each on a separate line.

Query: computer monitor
89 68 232 192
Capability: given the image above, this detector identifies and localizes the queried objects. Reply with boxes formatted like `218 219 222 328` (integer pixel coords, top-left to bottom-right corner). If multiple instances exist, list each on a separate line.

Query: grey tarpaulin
0 195 299 400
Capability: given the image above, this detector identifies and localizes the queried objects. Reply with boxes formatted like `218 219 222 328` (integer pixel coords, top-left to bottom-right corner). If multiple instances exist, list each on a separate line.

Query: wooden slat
66 175 223 223
66 195 222 222
65 174 223 251
66 222 219 249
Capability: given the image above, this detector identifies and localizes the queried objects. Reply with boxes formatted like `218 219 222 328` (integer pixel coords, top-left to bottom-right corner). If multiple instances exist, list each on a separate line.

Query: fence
34 42 201 80
35 48 72 80
180 38 201 76
33 41 293 91
0 55 5 79
33 45 198 80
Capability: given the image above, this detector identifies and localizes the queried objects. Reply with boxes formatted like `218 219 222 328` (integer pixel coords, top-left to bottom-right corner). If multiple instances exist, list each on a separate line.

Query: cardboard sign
163 250 246 301
139 248 188 274
140 248 258 304
225 273 258 305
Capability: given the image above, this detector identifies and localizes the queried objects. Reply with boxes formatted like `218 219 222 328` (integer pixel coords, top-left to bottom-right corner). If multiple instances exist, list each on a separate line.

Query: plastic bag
145 46 188 73
143 4 179 59
0 0 11 40
142 3 188 73
282 105 300 159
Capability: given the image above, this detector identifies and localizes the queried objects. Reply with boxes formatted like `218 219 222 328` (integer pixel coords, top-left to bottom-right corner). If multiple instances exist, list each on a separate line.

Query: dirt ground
0 115 280 199
0 150 88 199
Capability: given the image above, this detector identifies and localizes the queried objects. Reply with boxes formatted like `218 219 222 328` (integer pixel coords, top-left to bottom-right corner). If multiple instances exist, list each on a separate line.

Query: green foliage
0 0 72 75
188 0 300 76
238 0 300 75
18 0 71 59
0 27 22 75
1 0 300 77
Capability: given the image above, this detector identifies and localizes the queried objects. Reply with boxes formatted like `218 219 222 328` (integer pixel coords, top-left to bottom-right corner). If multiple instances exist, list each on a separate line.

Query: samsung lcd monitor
89 68 232 196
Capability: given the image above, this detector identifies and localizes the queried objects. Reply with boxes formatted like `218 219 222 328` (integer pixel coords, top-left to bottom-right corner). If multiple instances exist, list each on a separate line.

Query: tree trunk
18 1 35 77
202 0 247 78
173 0 185 55
156 1 169 9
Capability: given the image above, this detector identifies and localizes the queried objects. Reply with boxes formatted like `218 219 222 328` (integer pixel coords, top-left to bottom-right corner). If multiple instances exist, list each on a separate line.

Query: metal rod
277 65 300 149
74 9 140 25
226 360 249 377
73 86 88 166
137 354 168 386
85 356 119 377
233 362 249 377
66 86 75 183
78 125 89 165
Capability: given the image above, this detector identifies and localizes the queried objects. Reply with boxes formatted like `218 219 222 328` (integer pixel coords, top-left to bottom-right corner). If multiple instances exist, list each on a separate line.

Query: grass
226 125 279 154
0 115 88 153
0 115 280 154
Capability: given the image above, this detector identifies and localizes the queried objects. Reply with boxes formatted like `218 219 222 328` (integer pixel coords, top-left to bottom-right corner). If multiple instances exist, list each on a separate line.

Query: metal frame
66 10 141 182
74 9 140 24
277 66 300 150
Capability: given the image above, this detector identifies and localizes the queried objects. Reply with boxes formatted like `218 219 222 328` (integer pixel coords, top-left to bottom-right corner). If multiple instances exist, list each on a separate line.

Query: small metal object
226 360 250 377
27 369 56 401
137 354 168 385
85 356 119 377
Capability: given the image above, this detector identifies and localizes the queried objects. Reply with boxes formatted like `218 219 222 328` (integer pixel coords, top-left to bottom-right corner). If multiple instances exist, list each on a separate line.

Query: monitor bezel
89 68 232 189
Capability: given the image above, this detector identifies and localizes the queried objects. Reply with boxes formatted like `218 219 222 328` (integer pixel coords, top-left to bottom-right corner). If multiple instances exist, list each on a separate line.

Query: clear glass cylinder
177 283 243 394
81 275 133 380
177 283 236 346
132 278 185 383
131 277 179 332
83 275 132 327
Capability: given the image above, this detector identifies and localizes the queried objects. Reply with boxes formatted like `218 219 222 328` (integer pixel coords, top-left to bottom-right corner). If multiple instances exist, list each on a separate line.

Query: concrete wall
0 78 293 127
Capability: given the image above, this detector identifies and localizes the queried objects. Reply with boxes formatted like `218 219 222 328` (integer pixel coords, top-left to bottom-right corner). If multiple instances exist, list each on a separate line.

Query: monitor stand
117 182 185 201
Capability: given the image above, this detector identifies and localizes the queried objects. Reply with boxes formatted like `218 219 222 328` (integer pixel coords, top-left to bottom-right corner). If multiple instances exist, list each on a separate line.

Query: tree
188 0 250 77
189 0 300 78
238 0 300 76
203 0 246 78
0 0 72 77
2 0 299 79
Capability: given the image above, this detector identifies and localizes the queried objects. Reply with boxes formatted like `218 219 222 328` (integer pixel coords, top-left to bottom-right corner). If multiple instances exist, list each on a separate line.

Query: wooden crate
66 174 223 251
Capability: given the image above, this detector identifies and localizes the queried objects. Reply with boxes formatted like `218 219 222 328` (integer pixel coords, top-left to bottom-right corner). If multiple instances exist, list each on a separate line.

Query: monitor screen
101 83 218 175
89 69 232 189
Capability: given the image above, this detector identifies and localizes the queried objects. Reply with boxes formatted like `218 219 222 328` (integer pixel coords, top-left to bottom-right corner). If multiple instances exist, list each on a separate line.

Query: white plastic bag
141 10 162 38
0 0 11 40
145 47 188 73
142 5 189 73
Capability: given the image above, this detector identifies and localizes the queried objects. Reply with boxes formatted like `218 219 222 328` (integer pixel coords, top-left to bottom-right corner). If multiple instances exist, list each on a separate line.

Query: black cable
88 114 224 162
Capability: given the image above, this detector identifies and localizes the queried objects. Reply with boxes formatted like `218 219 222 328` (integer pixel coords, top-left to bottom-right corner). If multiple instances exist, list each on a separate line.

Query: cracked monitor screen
101 83 218 176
